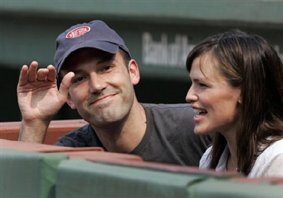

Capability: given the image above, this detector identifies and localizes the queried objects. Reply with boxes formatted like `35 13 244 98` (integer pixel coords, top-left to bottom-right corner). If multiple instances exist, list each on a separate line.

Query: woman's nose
185 86 198 103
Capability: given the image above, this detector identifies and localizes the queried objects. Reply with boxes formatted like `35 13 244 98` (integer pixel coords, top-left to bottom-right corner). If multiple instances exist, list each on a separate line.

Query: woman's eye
198 82 208 88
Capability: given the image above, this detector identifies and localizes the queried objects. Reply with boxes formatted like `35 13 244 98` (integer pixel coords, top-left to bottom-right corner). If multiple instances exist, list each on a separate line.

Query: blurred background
1 0 283 121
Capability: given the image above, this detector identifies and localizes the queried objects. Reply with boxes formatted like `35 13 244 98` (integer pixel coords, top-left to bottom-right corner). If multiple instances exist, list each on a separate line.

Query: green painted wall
1 0 283 121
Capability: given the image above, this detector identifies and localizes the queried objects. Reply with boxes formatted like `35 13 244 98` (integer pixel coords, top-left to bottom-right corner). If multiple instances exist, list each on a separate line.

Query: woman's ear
128 59 140 85
237 93 242 104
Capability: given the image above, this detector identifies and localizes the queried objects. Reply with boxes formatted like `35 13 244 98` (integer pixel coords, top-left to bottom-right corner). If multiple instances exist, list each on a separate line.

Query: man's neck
93 102 147 153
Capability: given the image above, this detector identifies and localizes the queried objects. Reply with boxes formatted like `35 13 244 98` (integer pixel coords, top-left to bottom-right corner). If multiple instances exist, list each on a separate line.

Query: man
17 20 210 166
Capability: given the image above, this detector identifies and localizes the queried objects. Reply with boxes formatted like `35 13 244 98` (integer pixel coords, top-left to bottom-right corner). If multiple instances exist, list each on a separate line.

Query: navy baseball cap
54 20 131 75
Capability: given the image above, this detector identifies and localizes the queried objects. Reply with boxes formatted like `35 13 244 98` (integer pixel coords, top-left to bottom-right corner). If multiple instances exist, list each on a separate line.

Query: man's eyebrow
60 67 83 76
98 55 115 63
96 58 111 65
71 69 84 74
61 54 114 72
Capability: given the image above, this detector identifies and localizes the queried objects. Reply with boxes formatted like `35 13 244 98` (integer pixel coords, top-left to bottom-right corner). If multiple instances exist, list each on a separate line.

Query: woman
186 30 283 177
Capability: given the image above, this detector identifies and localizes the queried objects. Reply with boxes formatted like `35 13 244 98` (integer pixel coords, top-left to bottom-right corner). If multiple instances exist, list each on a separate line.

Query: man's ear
128 59 140 85
66 94 76 110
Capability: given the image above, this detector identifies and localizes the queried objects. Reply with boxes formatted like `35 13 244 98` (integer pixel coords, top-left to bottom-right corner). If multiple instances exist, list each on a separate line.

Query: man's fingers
46 65 56 82
19 62 57 83
27 61 38 82
18 61 57 92
37 69 48 81
59 72 75 97
18 65 29 86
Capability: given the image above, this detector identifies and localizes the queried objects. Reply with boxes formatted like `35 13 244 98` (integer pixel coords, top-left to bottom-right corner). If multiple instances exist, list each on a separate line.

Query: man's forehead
61 48 116 71
68 48 115 61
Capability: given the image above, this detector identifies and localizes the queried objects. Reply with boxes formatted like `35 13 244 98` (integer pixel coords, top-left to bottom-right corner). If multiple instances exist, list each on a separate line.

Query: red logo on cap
66 26 91 39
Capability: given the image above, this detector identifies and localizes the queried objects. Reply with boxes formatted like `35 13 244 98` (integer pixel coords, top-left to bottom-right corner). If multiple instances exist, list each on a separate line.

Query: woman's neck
221 128 238 172
226 151 238 172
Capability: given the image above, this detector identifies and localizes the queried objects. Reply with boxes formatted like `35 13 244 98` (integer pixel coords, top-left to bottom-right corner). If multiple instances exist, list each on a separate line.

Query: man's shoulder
142 103 194 116
142 103 191 108
142 103 195 131
56 124 100 147
69 123 92 133
62 123 91 138
142 103 193 110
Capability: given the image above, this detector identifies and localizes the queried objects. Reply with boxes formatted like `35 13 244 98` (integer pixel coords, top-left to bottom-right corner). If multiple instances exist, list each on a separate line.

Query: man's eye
100 65 112 72
72 76 86 83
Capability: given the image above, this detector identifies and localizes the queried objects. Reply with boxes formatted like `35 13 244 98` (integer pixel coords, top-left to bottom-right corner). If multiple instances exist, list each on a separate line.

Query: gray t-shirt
57 103 211 166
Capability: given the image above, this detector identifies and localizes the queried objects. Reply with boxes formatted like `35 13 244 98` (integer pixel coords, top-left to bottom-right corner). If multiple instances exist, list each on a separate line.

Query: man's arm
19 119 51 143
17 61 74 143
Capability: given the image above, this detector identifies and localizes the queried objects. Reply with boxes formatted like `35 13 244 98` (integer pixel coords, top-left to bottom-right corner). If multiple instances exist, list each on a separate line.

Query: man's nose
89 73 106 93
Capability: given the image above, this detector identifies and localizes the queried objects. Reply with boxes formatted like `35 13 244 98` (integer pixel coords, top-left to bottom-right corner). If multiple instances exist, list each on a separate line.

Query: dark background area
0 67 190 121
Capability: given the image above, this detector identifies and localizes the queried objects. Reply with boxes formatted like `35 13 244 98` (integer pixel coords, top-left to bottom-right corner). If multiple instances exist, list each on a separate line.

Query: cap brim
57 40 119 74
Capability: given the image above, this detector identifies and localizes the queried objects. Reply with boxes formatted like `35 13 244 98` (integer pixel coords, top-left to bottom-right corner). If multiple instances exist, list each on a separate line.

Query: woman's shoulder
199 146 213 168
261 138 283 158
250 138 283 177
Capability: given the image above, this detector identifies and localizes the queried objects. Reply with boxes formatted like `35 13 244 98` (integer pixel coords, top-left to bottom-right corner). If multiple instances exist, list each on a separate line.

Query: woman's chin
194 127 211 135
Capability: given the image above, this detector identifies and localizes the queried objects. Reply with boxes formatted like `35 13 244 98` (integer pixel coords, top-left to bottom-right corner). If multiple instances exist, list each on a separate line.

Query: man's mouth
89 94 116 106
